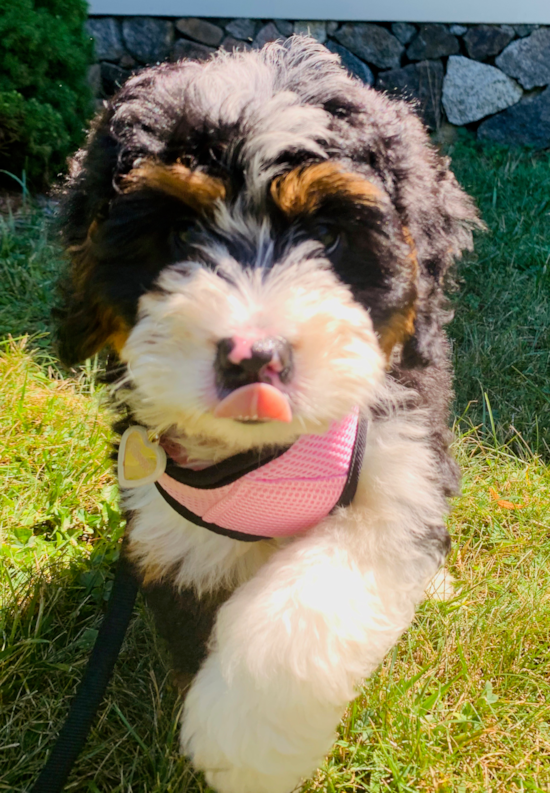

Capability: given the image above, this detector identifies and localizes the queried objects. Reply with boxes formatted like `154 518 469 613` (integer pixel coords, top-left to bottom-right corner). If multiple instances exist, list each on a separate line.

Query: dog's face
59 39 477 451
111 158 415 448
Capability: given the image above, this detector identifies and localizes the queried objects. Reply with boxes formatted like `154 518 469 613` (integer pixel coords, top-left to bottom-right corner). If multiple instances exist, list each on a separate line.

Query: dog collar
118 410 366 542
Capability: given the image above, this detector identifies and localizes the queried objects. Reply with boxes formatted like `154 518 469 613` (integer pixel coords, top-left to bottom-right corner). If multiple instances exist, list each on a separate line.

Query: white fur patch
119 241 385 458
125 484 279 596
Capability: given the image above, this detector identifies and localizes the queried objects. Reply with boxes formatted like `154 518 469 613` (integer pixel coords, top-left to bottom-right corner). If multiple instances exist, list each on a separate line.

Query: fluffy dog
58 37 480 793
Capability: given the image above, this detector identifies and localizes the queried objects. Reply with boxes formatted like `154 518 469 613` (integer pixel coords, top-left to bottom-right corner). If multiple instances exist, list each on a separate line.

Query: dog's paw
425 567 456 601
204 766 300 793
181 649 331 793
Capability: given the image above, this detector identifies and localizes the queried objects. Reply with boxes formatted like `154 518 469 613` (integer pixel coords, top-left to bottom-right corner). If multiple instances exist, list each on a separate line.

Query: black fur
140 577 230 691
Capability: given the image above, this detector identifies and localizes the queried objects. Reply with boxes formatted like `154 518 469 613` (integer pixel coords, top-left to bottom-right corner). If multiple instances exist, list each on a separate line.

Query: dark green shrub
0 0 94 190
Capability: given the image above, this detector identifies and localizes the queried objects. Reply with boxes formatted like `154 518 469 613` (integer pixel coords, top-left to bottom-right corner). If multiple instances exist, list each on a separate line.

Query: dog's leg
141 579 231 692
181 416 450 793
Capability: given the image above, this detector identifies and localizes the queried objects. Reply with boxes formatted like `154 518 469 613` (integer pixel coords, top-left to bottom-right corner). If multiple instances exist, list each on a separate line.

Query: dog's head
58 38 479 452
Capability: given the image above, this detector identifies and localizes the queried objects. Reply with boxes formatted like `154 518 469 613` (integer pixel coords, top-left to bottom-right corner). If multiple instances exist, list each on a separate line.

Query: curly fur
57 37 481 793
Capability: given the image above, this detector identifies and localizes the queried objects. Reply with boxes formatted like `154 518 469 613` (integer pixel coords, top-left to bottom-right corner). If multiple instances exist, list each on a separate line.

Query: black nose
215 336 293 393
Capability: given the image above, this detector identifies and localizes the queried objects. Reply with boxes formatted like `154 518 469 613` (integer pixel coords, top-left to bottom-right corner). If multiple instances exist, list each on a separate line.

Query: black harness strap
334 416 367 509
164 443 291 489
30 554 138 793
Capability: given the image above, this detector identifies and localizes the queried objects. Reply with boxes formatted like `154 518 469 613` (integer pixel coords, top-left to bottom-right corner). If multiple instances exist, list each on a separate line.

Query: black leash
30 554 138 793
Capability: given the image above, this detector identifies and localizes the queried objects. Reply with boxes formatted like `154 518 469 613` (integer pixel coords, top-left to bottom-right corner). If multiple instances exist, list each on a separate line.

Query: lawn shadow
1 550 205 793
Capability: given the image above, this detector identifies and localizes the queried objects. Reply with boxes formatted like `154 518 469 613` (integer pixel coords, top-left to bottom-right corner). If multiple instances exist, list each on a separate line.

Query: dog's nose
215 336 293 392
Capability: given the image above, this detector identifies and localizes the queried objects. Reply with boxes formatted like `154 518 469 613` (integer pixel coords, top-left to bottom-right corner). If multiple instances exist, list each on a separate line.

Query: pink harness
155 409 366 542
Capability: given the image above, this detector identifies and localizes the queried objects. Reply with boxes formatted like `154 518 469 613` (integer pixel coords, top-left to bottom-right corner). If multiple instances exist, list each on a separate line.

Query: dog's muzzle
215 335 293 391
214 335 294 422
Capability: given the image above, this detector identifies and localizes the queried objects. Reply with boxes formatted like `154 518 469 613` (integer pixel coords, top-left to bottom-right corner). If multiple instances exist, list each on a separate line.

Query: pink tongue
213 383 292 422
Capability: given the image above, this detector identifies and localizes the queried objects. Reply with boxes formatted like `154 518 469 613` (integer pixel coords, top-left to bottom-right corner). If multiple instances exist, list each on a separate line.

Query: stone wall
86 17 550 148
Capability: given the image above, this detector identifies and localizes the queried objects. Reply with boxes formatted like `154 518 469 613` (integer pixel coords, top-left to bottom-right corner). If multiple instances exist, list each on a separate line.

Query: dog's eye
316 224 341 255
171 226 193 252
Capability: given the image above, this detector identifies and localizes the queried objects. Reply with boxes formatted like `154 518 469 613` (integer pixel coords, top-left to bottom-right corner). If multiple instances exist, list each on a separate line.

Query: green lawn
1 139 550 792
448 137 550 456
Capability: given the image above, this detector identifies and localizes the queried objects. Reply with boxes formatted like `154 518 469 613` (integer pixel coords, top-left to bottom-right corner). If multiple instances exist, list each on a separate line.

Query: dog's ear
376 107 484 287
375 107 484 367
406 150 483 285
56 296 128 367
56 223 129 367
56 109 126 367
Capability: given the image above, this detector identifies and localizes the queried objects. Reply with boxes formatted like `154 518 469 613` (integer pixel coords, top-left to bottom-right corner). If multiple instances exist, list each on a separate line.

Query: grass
447 136 550 456
0 208 61 349
1 139 550 791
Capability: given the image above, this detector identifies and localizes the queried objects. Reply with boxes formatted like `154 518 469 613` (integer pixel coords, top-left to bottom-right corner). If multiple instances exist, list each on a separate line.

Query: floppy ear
56 296 127 367
378 107 484 367
56 226 129 367
56 109 124 367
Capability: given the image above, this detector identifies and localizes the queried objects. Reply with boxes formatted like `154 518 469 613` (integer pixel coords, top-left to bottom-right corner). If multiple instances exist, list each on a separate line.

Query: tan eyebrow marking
270 161 384 217
122 161 226 214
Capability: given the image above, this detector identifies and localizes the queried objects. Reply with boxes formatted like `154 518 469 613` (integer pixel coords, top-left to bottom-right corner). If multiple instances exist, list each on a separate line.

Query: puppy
58 37 480 793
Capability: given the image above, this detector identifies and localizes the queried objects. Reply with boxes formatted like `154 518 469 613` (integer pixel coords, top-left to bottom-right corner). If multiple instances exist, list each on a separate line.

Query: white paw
425 567 456 601
181 651 338 793
204 766 301 793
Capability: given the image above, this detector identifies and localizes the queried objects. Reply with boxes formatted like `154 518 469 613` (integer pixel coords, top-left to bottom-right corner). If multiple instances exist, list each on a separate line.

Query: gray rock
442 55 523 125
513 24 539 38
478 86 550 148
326 41 374 85
254 22 283 49
449 24 468 36
496 28 550 90
294 21 327 44
87 63 102 97
86 18 125 62
464 25 515 61
220 35 253 53
122 18 174 64
391 22 416 45
119 53 137 69
273 20 294 37
100 62 129 96
225 18 256 41
175 18 224 47
171 39 215 62
327 22 339 35
334 23 403 69
377 59 444 129
407 24 459 61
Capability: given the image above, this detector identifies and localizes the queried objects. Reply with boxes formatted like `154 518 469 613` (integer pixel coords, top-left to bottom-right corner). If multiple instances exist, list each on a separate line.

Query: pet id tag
118 426 167 488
